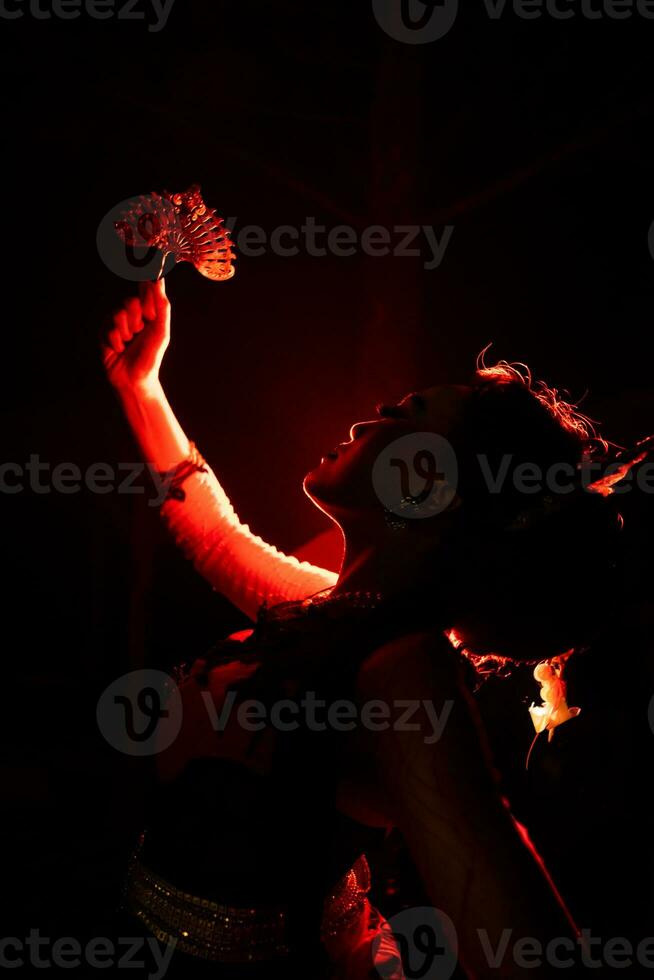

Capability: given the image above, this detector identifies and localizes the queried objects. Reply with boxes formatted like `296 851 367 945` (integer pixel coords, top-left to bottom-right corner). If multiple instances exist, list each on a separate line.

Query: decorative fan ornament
114 185 236 282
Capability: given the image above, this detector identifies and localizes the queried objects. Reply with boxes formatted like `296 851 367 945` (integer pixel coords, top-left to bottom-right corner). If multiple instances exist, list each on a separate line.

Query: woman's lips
324 440 351 461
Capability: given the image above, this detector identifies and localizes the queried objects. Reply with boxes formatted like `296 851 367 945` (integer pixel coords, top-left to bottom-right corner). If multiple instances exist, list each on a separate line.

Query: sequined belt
123 856 290 963
123 848 371 964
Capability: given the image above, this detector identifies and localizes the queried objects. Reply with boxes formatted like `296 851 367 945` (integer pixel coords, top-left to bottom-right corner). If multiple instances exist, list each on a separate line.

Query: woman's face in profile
303 384 472 520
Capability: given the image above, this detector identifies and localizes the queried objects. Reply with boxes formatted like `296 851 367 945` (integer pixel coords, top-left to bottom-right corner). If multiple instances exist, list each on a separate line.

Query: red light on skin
446 628 463 649
293 528 343 573
446 628 518 676
587 452 647 497
510 812 580 939
228 629 254 643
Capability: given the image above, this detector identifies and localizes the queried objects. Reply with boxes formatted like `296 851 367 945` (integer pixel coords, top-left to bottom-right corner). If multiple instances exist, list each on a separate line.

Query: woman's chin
303 462 344 510
303 465 326 501
303 452 369 515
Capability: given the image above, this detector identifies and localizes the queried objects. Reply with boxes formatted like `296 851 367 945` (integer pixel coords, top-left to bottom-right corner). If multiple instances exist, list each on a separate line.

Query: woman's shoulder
352 628 499 826
356 628 465 703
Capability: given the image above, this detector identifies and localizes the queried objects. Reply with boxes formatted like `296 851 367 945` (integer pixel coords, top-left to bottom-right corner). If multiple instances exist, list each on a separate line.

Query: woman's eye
376 403 402 419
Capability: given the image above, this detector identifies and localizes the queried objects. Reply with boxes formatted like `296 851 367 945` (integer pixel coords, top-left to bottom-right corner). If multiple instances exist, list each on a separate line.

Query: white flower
528 657 580 743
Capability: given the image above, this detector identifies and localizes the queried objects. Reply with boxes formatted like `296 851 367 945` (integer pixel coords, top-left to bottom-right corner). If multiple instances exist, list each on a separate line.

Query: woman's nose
349 420 375 441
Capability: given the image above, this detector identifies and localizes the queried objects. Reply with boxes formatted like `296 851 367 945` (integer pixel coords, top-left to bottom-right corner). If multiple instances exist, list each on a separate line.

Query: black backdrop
2 0 654 947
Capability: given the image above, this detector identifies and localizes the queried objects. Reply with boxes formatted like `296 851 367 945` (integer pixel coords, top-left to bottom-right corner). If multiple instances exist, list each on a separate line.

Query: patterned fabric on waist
123 845 371 965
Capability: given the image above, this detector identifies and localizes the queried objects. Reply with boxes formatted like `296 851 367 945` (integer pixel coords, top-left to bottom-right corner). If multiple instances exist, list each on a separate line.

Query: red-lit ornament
114 185 236 282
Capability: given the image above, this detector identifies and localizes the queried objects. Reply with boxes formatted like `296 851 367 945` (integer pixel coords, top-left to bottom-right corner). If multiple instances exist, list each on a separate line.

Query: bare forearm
102 282 336 615
115 380 191 473
427 807 578 977
103 279 186 472
114 380 336 616
361 635 580 978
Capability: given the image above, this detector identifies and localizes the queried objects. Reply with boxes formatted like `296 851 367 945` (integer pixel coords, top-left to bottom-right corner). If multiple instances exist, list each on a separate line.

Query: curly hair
442 354 623 665
475 351 605 448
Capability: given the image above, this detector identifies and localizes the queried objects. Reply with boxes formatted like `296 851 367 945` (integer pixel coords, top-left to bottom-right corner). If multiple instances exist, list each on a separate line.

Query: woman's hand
101 279 170 394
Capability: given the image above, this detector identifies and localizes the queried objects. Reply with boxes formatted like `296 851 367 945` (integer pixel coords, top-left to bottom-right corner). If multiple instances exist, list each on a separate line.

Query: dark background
2 0 654 956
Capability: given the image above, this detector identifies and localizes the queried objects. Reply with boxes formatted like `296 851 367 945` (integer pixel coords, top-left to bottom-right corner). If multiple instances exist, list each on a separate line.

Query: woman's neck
332 527 429 598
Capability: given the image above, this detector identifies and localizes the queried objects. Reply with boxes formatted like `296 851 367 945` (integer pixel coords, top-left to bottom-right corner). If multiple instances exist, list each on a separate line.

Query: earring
383 508 408 532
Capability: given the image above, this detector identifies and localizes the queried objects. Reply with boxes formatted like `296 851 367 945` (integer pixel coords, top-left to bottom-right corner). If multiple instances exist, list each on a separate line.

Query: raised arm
358 632 580 978
102 280 337 620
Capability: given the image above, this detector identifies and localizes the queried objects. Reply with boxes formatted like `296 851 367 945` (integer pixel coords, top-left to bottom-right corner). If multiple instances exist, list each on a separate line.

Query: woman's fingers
139 281 157 322
151 278 171 342
107 323 125 354
125 296 144 337
103 281 169 378
115 308 132 343
101 343 118 370
153 277 169 311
